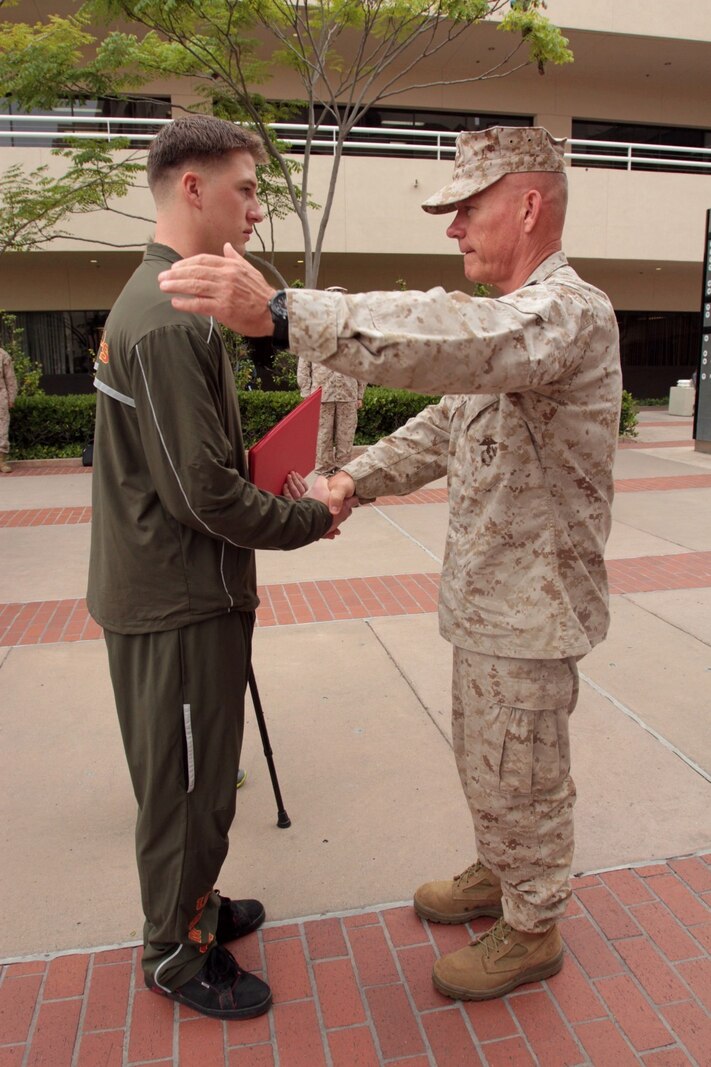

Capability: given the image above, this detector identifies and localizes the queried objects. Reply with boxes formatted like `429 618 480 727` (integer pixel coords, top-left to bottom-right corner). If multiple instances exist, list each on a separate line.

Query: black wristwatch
267 290 290 349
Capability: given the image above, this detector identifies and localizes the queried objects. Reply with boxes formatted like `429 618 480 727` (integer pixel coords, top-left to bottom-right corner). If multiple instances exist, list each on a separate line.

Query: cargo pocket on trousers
497 705 570 795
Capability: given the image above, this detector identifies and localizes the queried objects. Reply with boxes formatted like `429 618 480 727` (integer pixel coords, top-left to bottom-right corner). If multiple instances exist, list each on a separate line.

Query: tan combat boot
0 453 11 474
433 917 564 1000
414 861 503 924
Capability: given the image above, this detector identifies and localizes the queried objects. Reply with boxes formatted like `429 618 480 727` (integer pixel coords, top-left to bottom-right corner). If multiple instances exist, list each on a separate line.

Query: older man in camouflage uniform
0 345 18 473
158 125 622 1001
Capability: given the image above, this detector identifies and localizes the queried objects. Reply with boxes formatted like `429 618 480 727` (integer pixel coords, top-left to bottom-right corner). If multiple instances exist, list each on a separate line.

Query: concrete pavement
0 409 709 1065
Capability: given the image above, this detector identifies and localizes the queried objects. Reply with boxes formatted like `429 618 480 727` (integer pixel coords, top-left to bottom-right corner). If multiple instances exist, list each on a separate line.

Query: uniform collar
522 251 569 288
143 243 182 265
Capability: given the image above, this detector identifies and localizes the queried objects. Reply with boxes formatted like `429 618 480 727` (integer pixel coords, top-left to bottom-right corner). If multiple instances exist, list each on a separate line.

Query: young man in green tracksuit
87 115 351 1021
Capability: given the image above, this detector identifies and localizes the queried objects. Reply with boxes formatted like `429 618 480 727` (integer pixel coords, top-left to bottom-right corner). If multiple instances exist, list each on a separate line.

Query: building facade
0 0 709 395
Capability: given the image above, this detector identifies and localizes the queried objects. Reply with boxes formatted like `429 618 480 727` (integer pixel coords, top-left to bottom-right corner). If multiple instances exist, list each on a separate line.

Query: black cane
247 666 291 828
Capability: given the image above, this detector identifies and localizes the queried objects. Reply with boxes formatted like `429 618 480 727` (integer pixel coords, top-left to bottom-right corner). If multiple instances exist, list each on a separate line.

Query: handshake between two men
283 470 358 540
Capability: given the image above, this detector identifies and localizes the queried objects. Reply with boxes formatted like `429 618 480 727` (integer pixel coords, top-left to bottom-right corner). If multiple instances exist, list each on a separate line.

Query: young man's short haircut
147 114 267 190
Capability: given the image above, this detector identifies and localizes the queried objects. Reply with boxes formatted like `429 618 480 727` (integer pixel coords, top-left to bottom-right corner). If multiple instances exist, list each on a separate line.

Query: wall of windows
0 95 171 148
283 105 532 157
6 309 108 392
616 310 701 397
572 120 711 175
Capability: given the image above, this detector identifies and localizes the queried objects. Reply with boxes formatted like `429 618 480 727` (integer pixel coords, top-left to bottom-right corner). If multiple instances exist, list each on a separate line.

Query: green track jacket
87 244 331 634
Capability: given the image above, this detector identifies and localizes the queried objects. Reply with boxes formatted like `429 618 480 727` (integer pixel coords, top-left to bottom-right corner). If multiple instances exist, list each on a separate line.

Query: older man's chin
463 256 485 284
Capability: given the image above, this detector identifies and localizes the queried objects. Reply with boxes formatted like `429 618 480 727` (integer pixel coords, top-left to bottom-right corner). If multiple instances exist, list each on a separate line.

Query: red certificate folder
248 388 322 495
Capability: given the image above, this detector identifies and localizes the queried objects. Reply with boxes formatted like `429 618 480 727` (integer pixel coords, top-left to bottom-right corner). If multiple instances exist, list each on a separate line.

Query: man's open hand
158 243 276 335
282 471 309 500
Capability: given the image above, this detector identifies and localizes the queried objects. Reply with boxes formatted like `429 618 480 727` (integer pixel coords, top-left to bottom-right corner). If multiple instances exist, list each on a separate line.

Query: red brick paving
614 474 711 493
3 462 90 476
605 552 711 595
0 575 442 646
1 859 708 1066
4 472 711 530
4 547 711 646
0 598 103 646
0 506 92 527
636 420 694 428
376 474 711 506
617 440 692 450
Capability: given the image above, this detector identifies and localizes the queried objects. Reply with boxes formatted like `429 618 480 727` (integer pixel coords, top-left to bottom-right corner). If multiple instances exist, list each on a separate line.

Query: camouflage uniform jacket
296 357 366 403
287 253 622 660
1 346 18 409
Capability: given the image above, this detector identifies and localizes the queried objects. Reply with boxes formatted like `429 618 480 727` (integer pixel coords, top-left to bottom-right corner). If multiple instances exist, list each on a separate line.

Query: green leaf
499 7 573 68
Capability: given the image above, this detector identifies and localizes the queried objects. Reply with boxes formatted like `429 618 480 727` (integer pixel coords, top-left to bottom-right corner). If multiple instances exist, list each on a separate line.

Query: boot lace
472 917 513 958
454 861 485 888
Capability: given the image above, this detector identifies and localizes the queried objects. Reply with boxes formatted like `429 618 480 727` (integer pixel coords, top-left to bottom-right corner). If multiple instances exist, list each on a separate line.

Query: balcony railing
1 115 710 173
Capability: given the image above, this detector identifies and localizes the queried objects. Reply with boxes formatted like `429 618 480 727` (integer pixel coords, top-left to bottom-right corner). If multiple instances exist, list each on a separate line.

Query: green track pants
104 610 254 991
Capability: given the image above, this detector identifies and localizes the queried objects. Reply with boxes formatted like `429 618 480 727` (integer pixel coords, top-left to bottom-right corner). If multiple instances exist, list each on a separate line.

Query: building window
616 310 701 398
281 106 532 158
0 95 170 148
10 310 108 378
572 120 711 175
616 310 701 369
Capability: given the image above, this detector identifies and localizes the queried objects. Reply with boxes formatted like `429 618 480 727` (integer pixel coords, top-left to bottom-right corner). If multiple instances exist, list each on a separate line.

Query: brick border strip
606 551 711 595
3 463 90 476
3 554 711 647
0 506 92 528
0 574 441 647
4 474 711 529
617 440 691 450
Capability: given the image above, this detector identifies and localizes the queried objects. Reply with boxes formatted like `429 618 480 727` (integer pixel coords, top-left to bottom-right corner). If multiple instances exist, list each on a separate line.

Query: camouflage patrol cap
421 126 566 215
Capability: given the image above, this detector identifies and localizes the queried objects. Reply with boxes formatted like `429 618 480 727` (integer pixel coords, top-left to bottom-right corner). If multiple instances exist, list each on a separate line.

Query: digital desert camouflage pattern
287 251 622 660
297 356 365 402
0 346 18 453
297 358 366 474
314 401 359 475
452 646 578 931
421 126 566 215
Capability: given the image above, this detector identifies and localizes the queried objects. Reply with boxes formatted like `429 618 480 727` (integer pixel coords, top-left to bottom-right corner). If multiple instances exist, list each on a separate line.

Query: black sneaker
147 944 272 1020
216 895 266 944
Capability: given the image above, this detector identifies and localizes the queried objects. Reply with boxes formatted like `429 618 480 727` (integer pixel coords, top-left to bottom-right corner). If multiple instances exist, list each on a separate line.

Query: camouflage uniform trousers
315 400 359 476
0 397 10 454
452 645 579 933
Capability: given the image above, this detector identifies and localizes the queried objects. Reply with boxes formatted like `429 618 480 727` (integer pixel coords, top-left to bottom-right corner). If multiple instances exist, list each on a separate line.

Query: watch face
270 291 288 321
269 291 289 346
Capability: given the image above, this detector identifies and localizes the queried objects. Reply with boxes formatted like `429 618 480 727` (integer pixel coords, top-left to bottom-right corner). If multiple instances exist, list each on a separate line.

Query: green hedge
9 385 638 459
8 387 442 458
355 386 441 444
9 394 96 459
619 389 638 438
237 390 306 446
